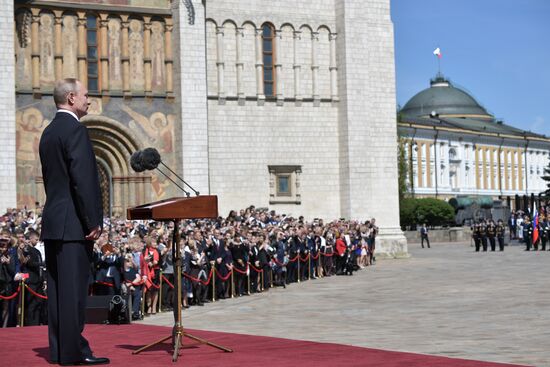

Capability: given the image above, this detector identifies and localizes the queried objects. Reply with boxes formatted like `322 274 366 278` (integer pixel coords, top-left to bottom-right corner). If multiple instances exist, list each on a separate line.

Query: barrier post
270 268 273 288
141 287 146 317
247 264 251 295
19 280 25 327
318 254 322 278
297 257 300 283
231 269 235 298
260 270 264 291
158 270 163 313
212 267 216 302
308 254 311 280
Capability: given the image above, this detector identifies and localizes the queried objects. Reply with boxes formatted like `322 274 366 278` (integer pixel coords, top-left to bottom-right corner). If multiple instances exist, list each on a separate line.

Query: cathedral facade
0 0 407 257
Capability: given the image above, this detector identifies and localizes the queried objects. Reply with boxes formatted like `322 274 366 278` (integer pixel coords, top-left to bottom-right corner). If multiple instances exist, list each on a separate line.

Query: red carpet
1 324 530 366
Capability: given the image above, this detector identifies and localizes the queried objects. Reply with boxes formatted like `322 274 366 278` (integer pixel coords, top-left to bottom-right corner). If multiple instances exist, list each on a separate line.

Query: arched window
261 23 275 97
86 15 99 92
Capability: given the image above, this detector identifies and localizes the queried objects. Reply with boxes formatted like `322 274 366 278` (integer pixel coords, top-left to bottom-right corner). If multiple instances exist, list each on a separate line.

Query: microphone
130 148 200 197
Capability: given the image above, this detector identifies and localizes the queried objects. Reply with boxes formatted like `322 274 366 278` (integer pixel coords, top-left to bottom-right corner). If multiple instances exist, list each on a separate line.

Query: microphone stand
159 161 200 196
154 168 191 197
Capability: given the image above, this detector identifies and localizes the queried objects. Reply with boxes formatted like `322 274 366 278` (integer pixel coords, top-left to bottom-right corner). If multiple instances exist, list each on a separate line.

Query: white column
216 26 225 100
274 29 283 105
293 30 301 103
329 32 338 101
311 31 320 105
235 27 244 103
254 28 264 103
0 0 16 211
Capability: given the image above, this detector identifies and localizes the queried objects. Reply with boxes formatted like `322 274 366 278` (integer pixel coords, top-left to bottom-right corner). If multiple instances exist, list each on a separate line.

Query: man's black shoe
60 356 110 365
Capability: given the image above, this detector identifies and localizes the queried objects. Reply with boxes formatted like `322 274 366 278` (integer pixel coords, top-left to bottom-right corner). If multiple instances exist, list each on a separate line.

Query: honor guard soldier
496 219 505 251
472 222 482 252
522 216 533 251
541 216 549 251
480 221 488 252
487 220 497 251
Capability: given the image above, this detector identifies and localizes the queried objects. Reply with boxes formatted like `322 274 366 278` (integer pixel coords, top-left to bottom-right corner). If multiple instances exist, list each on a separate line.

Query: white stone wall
0 0 16 212
208 100 341 219
173 0 210 195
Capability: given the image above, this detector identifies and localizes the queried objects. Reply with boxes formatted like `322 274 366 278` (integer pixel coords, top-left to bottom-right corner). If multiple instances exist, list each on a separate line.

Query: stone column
254 28 264 104
311 31 320 105
335 0 406 257
99 13 109 94
121 15 130 97
274 29 283 105
518 149 523 191
417 142 423 188
164 18 174 97
329 32 338 101
30 8 41 96
54 11 64 80
0 0 17 211
171 0 210 195
293 30 301 103
235 27 245 103
77 12 87 85
504 148 509 191
143 16 152 96
216 25 225 100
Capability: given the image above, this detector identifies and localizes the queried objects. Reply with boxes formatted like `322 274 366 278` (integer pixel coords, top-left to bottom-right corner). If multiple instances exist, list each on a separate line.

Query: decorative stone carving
15 10 32 90
129 19 145 91
108 17 123 91
62 15 78 78
151 20 165 93
39 12 55 87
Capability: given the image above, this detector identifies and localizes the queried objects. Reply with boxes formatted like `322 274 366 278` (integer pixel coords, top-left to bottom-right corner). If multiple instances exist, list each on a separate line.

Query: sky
391 0 550 136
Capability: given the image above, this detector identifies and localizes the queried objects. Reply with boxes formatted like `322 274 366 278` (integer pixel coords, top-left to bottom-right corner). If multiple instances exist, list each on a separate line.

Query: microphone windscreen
141 147 161 170
130 151 145 172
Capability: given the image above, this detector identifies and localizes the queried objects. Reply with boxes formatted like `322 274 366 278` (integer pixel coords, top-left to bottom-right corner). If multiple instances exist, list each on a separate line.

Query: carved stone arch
205 18 218 27
241 20 257 29
317 25 332 34
280 22 295 31
81 116 150 218
299 24 314 33
221 19 238 28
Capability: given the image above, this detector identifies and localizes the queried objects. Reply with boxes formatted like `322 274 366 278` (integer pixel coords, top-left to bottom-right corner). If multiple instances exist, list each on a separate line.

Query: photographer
14 233 43 326
141 236 160 315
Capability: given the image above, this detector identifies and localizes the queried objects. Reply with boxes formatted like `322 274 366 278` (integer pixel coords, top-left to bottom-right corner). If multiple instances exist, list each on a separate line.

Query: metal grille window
87 15 99 92
262 24 275 97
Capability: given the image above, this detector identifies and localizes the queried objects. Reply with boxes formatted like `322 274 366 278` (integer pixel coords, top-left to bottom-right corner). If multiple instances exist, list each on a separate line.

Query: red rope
299 253 310 262
287 255 299 263
272 258 285 266
0 285 20 300
184 269 214 285
249 263 263 273
233 265 248 275
95 281 115 287
320 252 333 257
24 283 48 300
215 269 233 281
161 275 174 289
311 253 320 260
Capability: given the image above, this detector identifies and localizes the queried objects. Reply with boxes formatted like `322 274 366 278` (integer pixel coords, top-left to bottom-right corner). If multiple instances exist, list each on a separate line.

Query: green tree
399 197 455 229
397 137 409 202
542 156 550 199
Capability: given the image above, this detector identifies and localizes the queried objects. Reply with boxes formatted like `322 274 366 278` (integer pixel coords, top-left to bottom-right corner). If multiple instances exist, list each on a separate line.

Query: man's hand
86 226 102 241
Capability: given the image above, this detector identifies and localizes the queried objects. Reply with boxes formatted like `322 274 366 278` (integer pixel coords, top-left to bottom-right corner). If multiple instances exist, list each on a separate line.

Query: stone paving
140 241 550 367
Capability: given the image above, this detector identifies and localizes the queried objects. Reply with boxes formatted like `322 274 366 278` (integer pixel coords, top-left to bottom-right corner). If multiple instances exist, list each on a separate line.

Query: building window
269 165 301 204
262 24 275 97
87 15 99 92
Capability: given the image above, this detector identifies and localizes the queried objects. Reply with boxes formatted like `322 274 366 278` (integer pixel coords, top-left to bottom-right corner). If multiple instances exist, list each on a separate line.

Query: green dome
400 74 494 120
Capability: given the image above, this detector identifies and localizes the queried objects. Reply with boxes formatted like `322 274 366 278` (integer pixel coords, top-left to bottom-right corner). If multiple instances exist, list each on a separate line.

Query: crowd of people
0 206 379 327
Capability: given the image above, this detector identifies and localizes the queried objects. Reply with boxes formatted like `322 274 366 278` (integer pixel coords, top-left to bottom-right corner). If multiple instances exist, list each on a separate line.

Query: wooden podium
128 195 233 361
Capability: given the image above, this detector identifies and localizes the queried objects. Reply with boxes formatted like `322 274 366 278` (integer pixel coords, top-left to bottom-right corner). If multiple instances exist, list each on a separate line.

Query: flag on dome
433 47 442 58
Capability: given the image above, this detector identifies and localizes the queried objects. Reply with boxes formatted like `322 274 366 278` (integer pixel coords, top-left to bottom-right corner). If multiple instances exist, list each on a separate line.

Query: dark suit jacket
39 111 103 241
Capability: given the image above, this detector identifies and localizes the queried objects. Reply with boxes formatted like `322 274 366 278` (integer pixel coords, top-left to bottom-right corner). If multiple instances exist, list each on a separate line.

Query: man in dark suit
39 78 109 366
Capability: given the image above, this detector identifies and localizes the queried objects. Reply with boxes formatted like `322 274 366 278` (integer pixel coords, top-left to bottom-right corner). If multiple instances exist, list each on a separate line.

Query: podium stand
128 196 233 361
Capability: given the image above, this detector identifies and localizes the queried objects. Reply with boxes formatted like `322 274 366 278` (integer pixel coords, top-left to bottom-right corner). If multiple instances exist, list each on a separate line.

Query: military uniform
487 221 497 251
496 221 505 251
522 218 533 251
472 223 482 252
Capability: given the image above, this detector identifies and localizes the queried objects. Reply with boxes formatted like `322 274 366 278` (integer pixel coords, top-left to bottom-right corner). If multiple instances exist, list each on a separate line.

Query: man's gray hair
53 78 80 106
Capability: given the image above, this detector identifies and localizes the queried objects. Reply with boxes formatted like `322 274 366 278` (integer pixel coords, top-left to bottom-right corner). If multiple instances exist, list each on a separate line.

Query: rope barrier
161 275 174 289
248 263 263 273
232 265 248 275
272 258 286 267
183 269 214 285
0 285 20 300
95 281 115 287
311 252 320 260
299 253 311 263
23 283 48 300
287 255 299 263
214 269 233 281
320 252 334 257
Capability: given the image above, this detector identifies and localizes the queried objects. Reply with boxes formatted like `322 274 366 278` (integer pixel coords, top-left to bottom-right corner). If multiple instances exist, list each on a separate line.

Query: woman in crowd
142 236 160 315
